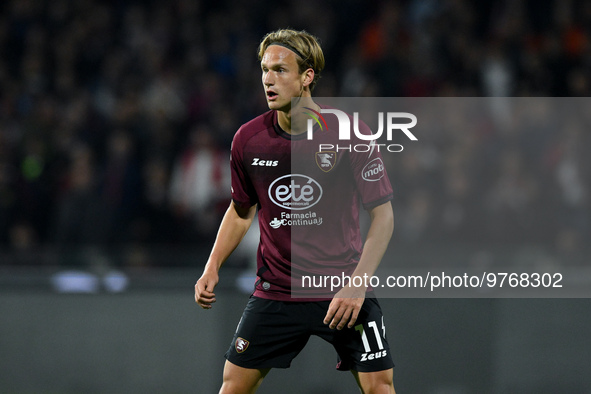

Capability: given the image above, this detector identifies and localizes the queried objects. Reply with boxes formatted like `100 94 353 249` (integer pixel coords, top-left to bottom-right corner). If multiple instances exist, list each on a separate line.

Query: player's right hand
195 271 219 309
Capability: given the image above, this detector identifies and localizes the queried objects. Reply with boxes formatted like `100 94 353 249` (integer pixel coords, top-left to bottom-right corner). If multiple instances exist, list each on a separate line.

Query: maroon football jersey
230 107 393 300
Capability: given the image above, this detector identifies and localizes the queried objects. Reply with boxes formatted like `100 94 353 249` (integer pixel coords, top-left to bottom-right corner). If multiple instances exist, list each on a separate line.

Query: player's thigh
225 296 310 369
352 368 395 394
220 360 270 394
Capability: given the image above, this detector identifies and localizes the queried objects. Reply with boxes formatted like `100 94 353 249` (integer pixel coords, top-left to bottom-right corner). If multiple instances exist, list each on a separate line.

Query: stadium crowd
0 0 589 267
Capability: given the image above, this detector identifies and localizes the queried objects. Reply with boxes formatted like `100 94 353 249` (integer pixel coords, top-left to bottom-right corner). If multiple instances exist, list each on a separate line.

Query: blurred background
0 0 590 393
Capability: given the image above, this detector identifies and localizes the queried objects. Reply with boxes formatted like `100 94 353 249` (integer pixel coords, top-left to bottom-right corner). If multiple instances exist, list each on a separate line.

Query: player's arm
324 201 393 329
351 200 394 282
195 201 257 309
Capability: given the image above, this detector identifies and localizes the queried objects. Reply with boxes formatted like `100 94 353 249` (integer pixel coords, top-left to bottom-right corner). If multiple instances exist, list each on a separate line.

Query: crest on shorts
316 151 336 172
235 337 249 353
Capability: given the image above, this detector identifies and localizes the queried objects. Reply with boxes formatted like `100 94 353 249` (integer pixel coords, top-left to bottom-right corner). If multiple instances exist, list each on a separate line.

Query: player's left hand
324 285 366 330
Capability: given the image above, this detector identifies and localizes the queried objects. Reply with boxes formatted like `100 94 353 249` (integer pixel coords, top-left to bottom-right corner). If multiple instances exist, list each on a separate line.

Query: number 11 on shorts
355 317 385 352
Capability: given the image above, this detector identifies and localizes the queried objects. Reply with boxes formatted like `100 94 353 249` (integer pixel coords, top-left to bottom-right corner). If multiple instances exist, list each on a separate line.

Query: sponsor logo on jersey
251 158 278 167
268 174 323 210
235 337 250 353
315 151 336 172
361 158 385 182
269 212 323 228
269 218 283 229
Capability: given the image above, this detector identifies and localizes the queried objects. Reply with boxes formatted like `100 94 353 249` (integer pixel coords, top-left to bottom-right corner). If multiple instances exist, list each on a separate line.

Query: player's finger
205 280 217 293
198 300 214 309
323 300 339 325
195 283 216 305
328 305 346 329
347 307 361 328
196 281 215 297
198 289 216 300
198 294 216 303
335 307 353 330
196 294 216 308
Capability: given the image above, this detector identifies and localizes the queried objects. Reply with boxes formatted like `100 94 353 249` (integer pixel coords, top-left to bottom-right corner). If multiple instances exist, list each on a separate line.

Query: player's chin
268 101 291 112
266 100 282 110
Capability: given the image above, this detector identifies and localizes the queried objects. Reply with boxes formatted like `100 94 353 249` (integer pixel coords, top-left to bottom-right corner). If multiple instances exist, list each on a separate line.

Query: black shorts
225 296 394 372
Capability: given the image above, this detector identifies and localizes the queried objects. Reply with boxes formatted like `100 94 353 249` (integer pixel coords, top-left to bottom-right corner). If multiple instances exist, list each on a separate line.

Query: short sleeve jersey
231 107 393 300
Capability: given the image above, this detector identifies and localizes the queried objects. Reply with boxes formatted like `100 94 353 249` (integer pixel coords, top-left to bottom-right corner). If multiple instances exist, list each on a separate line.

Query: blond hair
258 29 325 92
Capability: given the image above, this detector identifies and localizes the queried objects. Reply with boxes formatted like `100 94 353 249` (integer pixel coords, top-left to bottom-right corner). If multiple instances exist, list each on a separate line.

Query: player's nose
263 71 274 86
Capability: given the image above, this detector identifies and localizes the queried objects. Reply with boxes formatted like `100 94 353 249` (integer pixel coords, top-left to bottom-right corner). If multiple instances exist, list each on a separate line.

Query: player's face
261 45 305 112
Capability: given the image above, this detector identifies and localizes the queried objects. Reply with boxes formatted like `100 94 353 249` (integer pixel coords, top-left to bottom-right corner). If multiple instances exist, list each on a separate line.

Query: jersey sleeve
349 120 393 210
230 128 258 209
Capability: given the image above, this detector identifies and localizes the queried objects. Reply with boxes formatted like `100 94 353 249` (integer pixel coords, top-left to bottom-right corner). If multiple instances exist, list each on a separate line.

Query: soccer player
195 29 396 393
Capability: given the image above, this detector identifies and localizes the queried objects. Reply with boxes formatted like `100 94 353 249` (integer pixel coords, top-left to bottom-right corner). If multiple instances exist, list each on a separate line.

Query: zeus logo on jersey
252 158 278 167
268 174 323 210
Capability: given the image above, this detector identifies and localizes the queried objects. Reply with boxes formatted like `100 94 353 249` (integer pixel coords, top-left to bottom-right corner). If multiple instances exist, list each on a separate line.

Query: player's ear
301 68 314 88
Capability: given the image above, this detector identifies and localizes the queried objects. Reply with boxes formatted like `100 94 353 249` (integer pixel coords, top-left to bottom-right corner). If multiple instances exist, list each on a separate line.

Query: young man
195 29 396 393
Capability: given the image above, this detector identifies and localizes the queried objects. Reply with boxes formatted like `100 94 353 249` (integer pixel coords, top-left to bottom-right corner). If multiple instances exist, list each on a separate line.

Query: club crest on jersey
235 337 249 353
315 151 336 172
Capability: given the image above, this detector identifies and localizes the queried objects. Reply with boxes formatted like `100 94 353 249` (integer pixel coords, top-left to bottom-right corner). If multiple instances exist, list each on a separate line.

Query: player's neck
277 96 318 135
